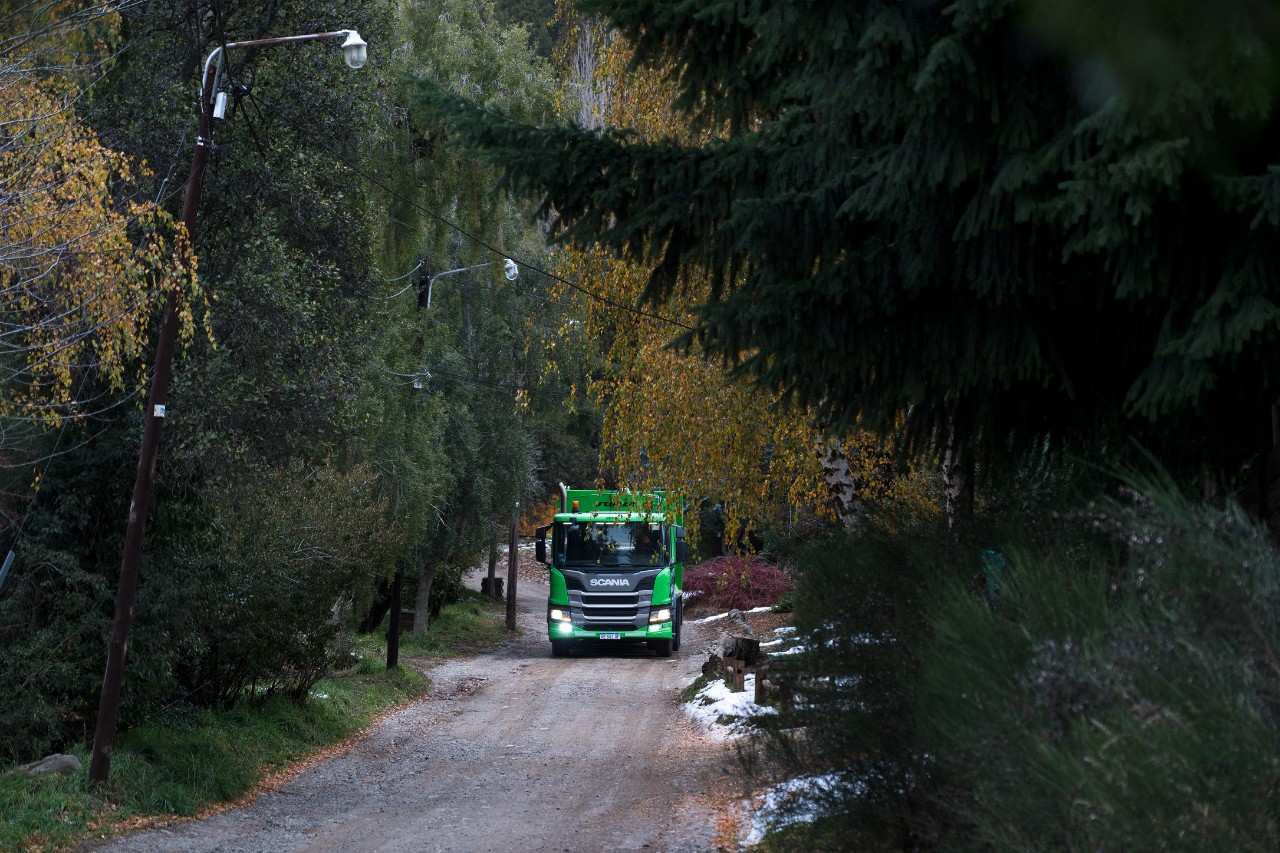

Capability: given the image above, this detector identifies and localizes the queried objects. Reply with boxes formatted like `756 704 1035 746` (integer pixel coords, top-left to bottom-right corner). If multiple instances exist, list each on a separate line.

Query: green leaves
425 0 1280 478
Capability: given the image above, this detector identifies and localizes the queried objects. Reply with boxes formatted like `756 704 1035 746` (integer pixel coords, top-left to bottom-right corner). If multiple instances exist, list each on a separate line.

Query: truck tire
551 640 573 658
651 638 672 658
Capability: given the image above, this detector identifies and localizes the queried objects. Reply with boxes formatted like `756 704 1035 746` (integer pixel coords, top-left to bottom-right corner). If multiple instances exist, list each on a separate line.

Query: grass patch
381 589 510 659
755 811 865 852
680 674 710 704
1 664 424 852
2 591 507 851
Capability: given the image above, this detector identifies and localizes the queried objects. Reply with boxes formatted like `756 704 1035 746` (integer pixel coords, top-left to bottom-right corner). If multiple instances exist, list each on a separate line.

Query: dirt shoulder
84 569 750 853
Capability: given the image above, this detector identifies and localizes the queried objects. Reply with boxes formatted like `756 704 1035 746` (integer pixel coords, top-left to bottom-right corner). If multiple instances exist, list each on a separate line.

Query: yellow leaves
3 1 123 95
0 70 206 426
542 25 936 549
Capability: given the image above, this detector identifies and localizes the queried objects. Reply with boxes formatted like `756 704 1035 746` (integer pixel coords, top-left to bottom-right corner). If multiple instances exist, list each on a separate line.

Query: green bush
747 516 955 850
917 484 1280 851
142 462 399 709
757 478 1280 851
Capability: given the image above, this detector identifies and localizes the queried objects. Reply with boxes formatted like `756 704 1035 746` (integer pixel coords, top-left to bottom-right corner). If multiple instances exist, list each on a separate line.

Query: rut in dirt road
84 573 744 853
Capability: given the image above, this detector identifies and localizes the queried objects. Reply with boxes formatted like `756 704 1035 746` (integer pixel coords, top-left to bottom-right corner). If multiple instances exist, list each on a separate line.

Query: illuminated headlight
549 608 571 622
557 622 574 634
649 608 671 623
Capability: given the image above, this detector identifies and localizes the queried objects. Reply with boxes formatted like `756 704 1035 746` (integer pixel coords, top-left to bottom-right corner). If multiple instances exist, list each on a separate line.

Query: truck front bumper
549 622 672 641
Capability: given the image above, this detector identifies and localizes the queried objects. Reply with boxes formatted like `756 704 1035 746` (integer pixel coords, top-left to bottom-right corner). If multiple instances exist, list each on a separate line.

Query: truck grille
561 569 660 631
581 591 639 625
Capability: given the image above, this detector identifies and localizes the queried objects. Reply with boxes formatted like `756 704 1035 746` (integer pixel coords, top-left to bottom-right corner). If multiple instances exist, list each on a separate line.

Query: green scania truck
534 485 687 657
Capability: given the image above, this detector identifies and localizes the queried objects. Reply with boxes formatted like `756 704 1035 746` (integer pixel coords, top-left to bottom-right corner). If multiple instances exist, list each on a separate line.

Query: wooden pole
90 63 215 783
506 504 518 631
387 564 403 669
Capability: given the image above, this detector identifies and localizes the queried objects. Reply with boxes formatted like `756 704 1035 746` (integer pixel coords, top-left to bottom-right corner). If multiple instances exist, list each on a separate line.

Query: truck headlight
549 607 572 622
649 608 671 623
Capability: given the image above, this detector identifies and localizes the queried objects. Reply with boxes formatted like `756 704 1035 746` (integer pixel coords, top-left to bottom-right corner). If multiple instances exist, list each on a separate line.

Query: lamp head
342 30 368 69
503 258 519 281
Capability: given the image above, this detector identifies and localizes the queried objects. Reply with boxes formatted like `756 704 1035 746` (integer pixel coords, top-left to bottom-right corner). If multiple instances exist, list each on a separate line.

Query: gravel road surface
84 569 742 852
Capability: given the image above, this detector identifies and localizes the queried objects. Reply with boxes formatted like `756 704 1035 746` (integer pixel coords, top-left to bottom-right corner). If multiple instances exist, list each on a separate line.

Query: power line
306 136 696 332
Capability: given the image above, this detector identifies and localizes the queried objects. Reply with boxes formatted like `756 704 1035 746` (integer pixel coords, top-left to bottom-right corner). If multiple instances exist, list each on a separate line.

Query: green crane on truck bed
534 485 687 657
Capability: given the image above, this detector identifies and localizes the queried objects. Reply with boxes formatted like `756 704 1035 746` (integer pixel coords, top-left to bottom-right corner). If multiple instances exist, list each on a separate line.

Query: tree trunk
413 564 437 634
486 532 499 601
506 507 518 631
387 565 403 669
941 427 974 533
359 575 393 633
817 436 865 532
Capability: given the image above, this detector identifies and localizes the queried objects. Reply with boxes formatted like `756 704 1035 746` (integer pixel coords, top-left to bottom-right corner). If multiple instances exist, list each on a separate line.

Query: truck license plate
599 632 622 640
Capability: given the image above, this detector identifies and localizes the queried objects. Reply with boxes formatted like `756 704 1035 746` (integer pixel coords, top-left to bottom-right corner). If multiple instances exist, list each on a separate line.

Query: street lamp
419 258 519 309
89 28 368 784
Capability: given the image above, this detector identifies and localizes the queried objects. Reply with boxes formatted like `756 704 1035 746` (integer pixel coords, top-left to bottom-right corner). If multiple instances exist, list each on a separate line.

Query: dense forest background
5 1 1280 849
0 0 593 761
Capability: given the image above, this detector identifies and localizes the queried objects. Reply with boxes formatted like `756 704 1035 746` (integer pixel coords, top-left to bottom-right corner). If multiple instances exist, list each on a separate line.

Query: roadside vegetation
732 470 1280 850
382 589 512 658
3 659 423 852
683 556 793 614
1 592 508 852
1 0 581 777
7 0 1280 851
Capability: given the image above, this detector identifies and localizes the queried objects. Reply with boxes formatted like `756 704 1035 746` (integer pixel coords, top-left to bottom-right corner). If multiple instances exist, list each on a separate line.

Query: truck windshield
558 521 664 569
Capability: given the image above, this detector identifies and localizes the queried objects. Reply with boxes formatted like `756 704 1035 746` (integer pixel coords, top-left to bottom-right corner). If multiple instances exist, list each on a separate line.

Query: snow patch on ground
682 674 777 740
690 605 776 625
691 611 730 624
741 773 863 846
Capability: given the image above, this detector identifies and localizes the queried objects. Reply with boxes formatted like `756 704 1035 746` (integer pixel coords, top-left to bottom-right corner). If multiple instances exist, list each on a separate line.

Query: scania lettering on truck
534 485 687 657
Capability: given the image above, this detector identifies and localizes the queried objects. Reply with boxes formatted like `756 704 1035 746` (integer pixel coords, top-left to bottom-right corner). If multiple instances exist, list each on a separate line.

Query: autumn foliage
0 4 203 428
683 555 792 612
542 11 934 546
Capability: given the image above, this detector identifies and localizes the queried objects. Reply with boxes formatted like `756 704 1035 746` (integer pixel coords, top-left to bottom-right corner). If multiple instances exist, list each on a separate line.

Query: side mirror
535 524 550 564
675 540 688 563
673 525 688 564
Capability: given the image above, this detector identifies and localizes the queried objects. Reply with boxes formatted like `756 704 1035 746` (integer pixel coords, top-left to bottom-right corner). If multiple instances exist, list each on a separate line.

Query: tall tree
544 10 931 546
420 0 1280 482
380 0 558 631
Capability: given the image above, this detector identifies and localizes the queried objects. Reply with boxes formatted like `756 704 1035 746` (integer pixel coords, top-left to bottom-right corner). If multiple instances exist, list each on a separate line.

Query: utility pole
386 565 404 669
506 503 518 631
88 63 214 784
486 533 499 601
88 28 368 784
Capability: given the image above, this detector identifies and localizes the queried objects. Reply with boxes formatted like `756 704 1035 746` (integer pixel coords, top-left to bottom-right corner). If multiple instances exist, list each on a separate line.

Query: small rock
17 753 81 777
702 653 724 680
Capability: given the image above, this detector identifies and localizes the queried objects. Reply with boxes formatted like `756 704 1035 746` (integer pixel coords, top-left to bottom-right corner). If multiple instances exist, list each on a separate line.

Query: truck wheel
651 638 672 658
551 640 573 658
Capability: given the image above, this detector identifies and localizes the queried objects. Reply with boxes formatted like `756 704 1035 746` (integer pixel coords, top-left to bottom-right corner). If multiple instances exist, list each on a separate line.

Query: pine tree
419 0 1280 476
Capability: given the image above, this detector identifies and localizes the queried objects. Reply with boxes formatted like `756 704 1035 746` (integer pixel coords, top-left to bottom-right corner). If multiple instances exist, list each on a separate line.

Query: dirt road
86 572 741 852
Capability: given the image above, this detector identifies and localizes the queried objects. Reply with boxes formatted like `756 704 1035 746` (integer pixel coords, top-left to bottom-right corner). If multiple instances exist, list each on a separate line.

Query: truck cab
534 486 687 657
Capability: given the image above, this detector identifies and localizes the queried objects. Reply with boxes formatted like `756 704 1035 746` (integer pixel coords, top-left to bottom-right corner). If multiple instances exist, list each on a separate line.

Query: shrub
684 556 793 611
915 483 1280 851
750 475 1280 851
